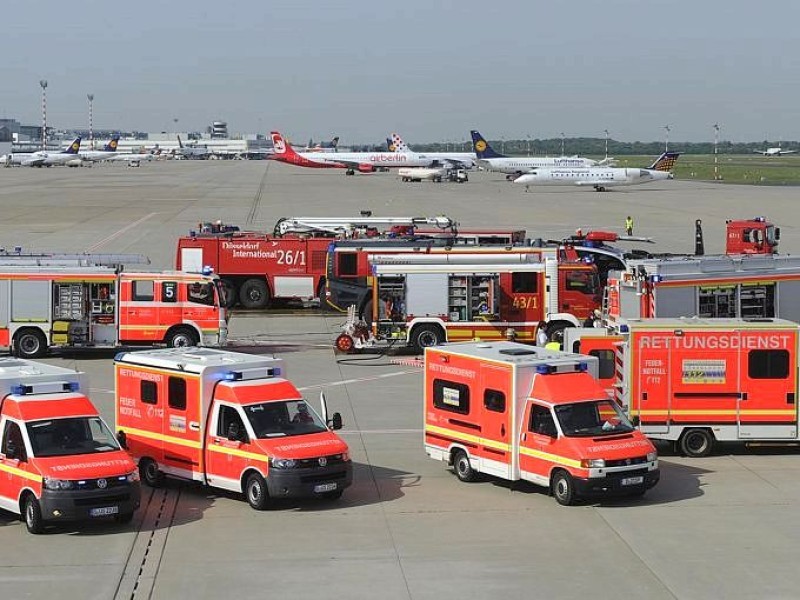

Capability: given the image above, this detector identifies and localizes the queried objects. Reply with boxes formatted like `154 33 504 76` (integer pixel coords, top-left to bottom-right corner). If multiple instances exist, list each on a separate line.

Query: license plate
621 476 644 486
90 506 119 517
314 483 337 493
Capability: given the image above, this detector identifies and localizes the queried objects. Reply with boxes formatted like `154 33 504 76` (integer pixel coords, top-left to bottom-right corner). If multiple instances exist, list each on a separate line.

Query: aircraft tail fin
389 133 410 153
470 130 505 158
104 136 120 153
65 137 81 155
330 136 339 149
270 131 300 158
177 135 184 149
649 151 680 171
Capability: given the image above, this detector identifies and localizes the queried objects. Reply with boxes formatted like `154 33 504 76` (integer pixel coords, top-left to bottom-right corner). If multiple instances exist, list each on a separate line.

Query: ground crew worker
536 322 548 347
625 216 634 236
545 341 561 351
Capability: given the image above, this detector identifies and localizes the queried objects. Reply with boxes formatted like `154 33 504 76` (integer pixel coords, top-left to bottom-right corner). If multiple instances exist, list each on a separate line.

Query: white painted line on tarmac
298 369 420 391
85 212 159 252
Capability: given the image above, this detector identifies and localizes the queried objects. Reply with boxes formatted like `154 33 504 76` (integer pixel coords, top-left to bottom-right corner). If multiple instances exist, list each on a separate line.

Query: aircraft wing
780 150 796 154
753 150 769 155
318 157 375 173
574 180 621 187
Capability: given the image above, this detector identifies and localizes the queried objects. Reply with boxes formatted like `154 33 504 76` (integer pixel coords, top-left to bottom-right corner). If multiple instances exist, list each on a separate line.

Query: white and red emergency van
0 359 140 533
424 342 659 505
114 348 352 508
0 265 227 358
568 317 800 457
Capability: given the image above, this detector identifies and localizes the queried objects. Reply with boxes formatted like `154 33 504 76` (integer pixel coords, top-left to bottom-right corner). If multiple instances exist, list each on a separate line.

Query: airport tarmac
1 161 800 599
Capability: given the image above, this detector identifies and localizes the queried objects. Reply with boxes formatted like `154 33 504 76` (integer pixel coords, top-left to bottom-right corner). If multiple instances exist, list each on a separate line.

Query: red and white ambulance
424 341 659 505
0 359 140 533
114 348 352 508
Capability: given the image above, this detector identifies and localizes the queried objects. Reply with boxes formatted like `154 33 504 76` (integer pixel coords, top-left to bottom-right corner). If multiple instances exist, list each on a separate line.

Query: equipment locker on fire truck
115 348 352 509
424 342 659 505
0 359 140 533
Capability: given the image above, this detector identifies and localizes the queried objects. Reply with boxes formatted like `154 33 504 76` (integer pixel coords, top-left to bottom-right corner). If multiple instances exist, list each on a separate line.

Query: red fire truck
566 317 800 457
0 359 140 533
335 254 600 352
0 265 226 358
175 216 462 309
115 348 351 508
424 341 659 505
725 216 779 254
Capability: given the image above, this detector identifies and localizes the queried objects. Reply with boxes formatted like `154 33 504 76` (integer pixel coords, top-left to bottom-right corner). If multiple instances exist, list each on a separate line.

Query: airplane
471 129 599 177
387 133 476 169
753 146 796 156
105 147 162 166
176 135 211 159
302 136 340 153
21 137 82 167
268 131 436 174
513 151 680 192
79 136 121 162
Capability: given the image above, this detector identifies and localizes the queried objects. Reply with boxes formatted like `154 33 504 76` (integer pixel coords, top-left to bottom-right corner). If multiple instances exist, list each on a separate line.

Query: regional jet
387 133 476 169
753 146 796 156
21 137 82 167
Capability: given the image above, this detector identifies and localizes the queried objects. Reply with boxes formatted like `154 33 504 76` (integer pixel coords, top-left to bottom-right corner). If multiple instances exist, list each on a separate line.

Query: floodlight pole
560 132 565 156
604 129 609 160
39 79 48 150
526 134 531 156
713 123 720 181
87 94 94 150
663 125 671 152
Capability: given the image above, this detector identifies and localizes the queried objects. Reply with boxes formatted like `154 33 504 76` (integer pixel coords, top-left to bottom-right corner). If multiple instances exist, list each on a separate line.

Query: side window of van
141 380 158 405
748 349 790 379
484 389 506 413
2 421 27 461
168 377 186 410
132 280 155 301
433 379 470 415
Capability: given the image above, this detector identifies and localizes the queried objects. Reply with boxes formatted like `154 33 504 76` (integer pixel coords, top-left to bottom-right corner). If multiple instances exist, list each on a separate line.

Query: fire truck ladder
0 251 150 268
273 215 457 237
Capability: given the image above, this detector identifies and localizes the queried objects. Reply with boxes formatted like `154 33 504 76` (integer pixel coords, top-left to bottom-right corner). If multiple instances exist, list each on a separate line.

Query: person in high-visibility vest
625 216 634 236
545 341 561 351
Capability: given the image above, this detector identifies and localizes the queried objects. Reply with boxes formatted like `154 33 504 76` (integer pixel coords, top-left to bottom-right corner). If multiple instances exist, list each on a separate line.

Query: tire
552 470 576 506
165 326 199 348
321 489 343 500
220 279 238 308
239 278 270 309
14 329 47 359
335 333 355 354
114 511 135 524
245 472 270 510
139 458 165 488
411 325 444 353
679 428 714 458
452 449 477 482
23 495 44 534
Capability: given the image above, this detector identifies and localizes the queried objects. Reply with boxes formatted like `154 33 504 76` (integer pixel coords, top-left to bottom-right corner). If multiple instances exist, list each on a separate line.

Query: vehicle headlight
44 478 75 491
270 458 297 469
581 458 605 468
341 451 350 462
646 451 658 462
126 470 140 483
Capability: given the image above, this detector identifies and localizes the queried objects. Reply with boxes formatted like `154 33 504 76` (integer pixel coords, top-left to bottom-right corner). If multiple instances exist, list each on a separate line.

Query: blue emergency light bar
224 367 281 381
536 365 554 375
202 266 214 275
65 381 80 392
649 275 662 283
10 384 29 396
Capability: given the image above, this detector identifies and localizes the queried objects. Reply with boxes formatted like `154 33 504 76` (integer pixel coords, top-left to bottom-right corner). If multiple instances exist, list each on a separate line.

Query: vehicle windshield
26 417 121 457
554 399 634 437
766 226 776 245
243 399 328 438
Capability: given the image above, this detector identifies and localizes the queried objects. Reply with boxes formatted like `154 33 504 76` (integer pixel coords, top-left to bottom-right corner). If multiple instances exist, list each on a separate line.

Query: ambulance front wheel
14 328 47 359
23 494 44 534
452 449 477 482
552 470 576 506
679 428 714 458
140 458 165 488
245 472 270 510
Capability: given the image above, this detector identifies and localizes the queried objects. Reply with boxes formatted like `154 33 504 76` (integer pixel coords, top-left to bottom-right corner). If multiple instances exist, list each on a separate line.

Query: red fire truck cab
424 342 659 505
0 359 140 533
726 217 779 254
115 348 352 508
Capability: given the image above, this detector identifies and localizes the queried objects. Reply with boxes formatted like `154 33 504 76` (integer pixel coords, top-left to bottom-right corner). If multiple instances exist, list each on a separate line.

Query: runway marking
86 212 159 252
298 369 419 391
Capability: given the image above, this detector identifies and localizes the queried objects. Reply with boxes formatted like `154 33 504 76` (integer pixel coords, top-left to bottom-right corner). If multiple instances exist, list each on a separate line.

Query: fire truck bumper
266 462 353 498
574 468 660 498
39 482 141 522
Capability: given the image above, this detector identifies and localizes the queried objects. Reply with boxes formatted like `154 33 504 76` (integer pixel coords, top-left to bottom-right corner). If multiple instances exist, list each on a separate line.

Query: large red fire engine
566 317 800 457
335 253 600 352
424 341 659 505
725 216 779 254
0 265 226 358
0 359 140 533
115 348 352 509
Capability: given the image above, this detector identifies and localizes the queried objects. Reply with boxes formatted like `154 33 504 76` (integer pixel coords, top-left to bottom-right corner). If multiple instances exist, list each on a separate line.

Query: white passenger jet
79 136 120 162
753 146 796 156
387 133 476 169
269 131 436 174
21 138 82 167
513 152 680 192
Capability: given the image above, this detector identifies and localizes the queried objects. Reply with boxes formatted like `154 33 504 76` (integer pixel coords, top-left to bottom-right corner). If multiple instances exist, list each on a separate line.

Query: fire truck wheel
165 327 199 348
411 325 444 353
14 329 47 359
239 278 270 309
452 449 477 482
140 458 165 488
245 472 270 510
552 470 576 506
679 428 714 458
23 494 44 534
335 333 355 353
220 279 238 308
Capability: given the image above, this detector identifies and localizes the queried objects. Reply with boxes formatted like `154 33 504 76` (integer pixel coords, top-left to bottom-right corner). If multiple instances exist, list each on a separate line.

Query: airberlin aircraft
269 131 436 174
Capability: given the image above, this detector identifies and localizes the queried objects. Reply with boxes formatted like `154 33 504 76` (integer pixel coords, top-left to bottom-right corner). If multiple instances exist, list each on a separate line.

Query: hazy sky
3 0 798 144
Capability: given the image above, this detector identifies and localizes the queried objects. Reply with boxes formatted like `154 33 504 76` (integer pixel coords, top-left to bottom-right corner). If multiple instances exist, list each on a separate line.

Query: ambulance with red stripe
0 359 140 534
567 317 800 457
114 348 352 509
424 341 659 505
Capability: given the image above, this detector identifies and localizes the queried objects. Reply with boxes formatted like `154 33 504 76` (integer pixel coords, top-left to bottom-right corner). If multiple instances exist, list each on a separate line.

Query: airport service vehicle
566 318 800 457
423 341 659 505
0 265 226 358
0 359 141 533
398 167 447 182
447 169 469 183
604 254 800 324
335 254 600 352
114 348 352 508
725 216 779 254
176 215 458 309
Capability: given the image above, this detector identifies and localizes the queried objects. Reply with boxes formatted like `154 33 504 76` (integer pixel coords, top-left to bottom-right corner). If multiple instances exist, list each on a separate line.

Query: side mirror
116 430 128 449
776 227 781 241
330 412 343 431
